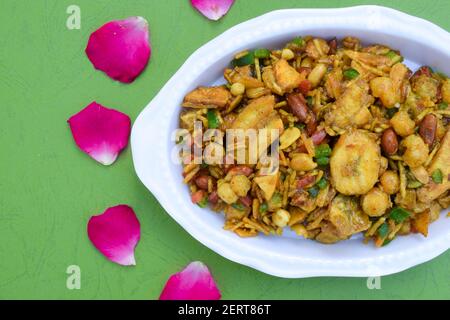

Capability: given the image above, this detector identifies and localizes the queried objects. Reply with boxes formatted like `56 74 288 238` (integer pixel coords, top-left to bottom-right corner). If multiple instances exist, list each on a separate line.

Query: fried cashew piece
328 194 371 238
417 128 450 202
262 59 301 95
324 81 373 131
182 86 232 109
330 129 381 195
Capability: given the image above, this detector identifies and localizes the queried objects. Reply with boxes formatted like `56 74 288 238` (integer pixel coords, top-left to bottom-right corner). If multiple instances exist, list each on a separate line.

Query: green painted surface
0 0 449 299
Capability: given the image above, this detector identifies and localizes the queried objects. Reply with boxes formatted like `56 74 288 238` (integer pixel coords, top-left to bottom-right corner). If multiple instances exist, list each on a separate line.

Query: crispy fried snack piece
417 128 450 202
182 86 232 109
330 130 381 195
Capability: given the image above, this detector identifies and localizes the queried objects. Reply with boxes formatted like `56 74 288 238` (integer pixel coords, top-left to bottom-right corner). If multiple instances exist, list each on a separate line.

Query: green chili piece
431 169 443 184
385 50 403 63
207 110 219 129
232 51 255 67
343 68 360 80
316 177 328 190
389 207 411 223
254 48 271 59
378 223 389 238
197 198 208 208
308 187 319 198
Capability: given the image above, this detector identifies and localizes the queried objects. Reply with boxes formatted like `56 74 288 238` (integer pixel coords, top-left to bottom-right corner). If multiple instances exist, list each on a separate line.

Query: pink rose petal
68 102 131 165
87 205 140 266
159 261 221 300
190 0 234 21
86 16 151 83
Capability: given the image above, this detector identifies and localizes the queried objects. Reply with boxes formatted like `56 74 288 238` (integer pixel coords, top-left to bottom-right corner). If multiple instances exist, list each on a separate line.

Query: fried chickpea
230 82 245 96
401 134 428 168
361 187 391 217
272 209 291 228
230 174 251 197
380 170 400 194
390 110 415 137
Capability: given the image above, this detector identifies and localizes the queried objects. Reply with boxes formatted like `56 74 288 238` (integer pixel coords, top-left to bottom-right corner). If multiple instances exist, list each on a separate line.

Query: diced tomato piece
297 175 316 189
299 80 312 95
191 190 206 204
311 129 327 145
208 191 219 205
239 196 252 207
195 175 209 190
227 165 253 177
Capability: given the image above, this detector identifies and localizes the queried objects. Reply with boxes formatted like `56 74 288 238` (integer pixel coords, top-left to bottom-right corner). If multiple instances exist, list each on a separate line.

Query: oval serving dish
131 6 450 278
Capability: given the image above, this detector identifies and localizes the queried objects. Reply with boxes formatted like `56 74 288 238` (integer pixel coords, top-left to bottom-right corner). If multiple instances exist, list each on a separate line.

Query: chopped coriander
290 37 305 47
306 96 313 107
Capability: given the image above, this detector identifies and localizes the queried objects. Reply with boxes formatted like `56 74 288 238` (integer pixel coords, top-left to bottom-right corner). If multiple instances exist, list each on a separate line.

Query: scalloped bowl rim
131 6 450 278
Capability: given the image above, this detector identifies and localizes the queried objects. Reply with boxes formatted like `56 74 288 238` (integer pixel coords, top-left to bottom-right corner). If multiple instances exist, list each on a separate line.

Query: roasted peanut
195 175 209 190
287 93 309 122
290 153 317 171
381 128 399 155
419 114 437 146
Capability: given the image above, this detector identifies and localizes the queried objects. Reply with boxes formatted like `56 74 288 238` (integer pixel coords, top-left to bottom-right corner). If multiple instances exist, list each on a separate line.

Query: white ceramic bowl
131 6 450 278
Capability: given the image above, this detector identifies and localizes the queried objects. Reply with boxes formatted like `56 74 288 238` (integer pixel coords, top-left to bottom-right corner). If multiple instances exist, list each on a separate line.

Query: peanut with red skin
195 175 209 190
287 93 309 122
208 191 219 205
381 128 399 155
419 114 437 146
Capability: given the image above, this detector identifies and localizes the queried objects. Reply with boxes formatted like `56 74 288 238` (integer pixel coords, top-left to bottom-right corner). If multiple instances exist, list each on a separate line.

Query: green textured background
0 0 449 300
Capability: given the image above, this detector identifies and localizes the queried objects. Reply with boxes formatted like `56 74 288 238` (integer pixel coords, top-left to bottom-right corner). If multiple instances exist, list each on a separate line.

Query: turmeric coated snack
178 36 450 246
